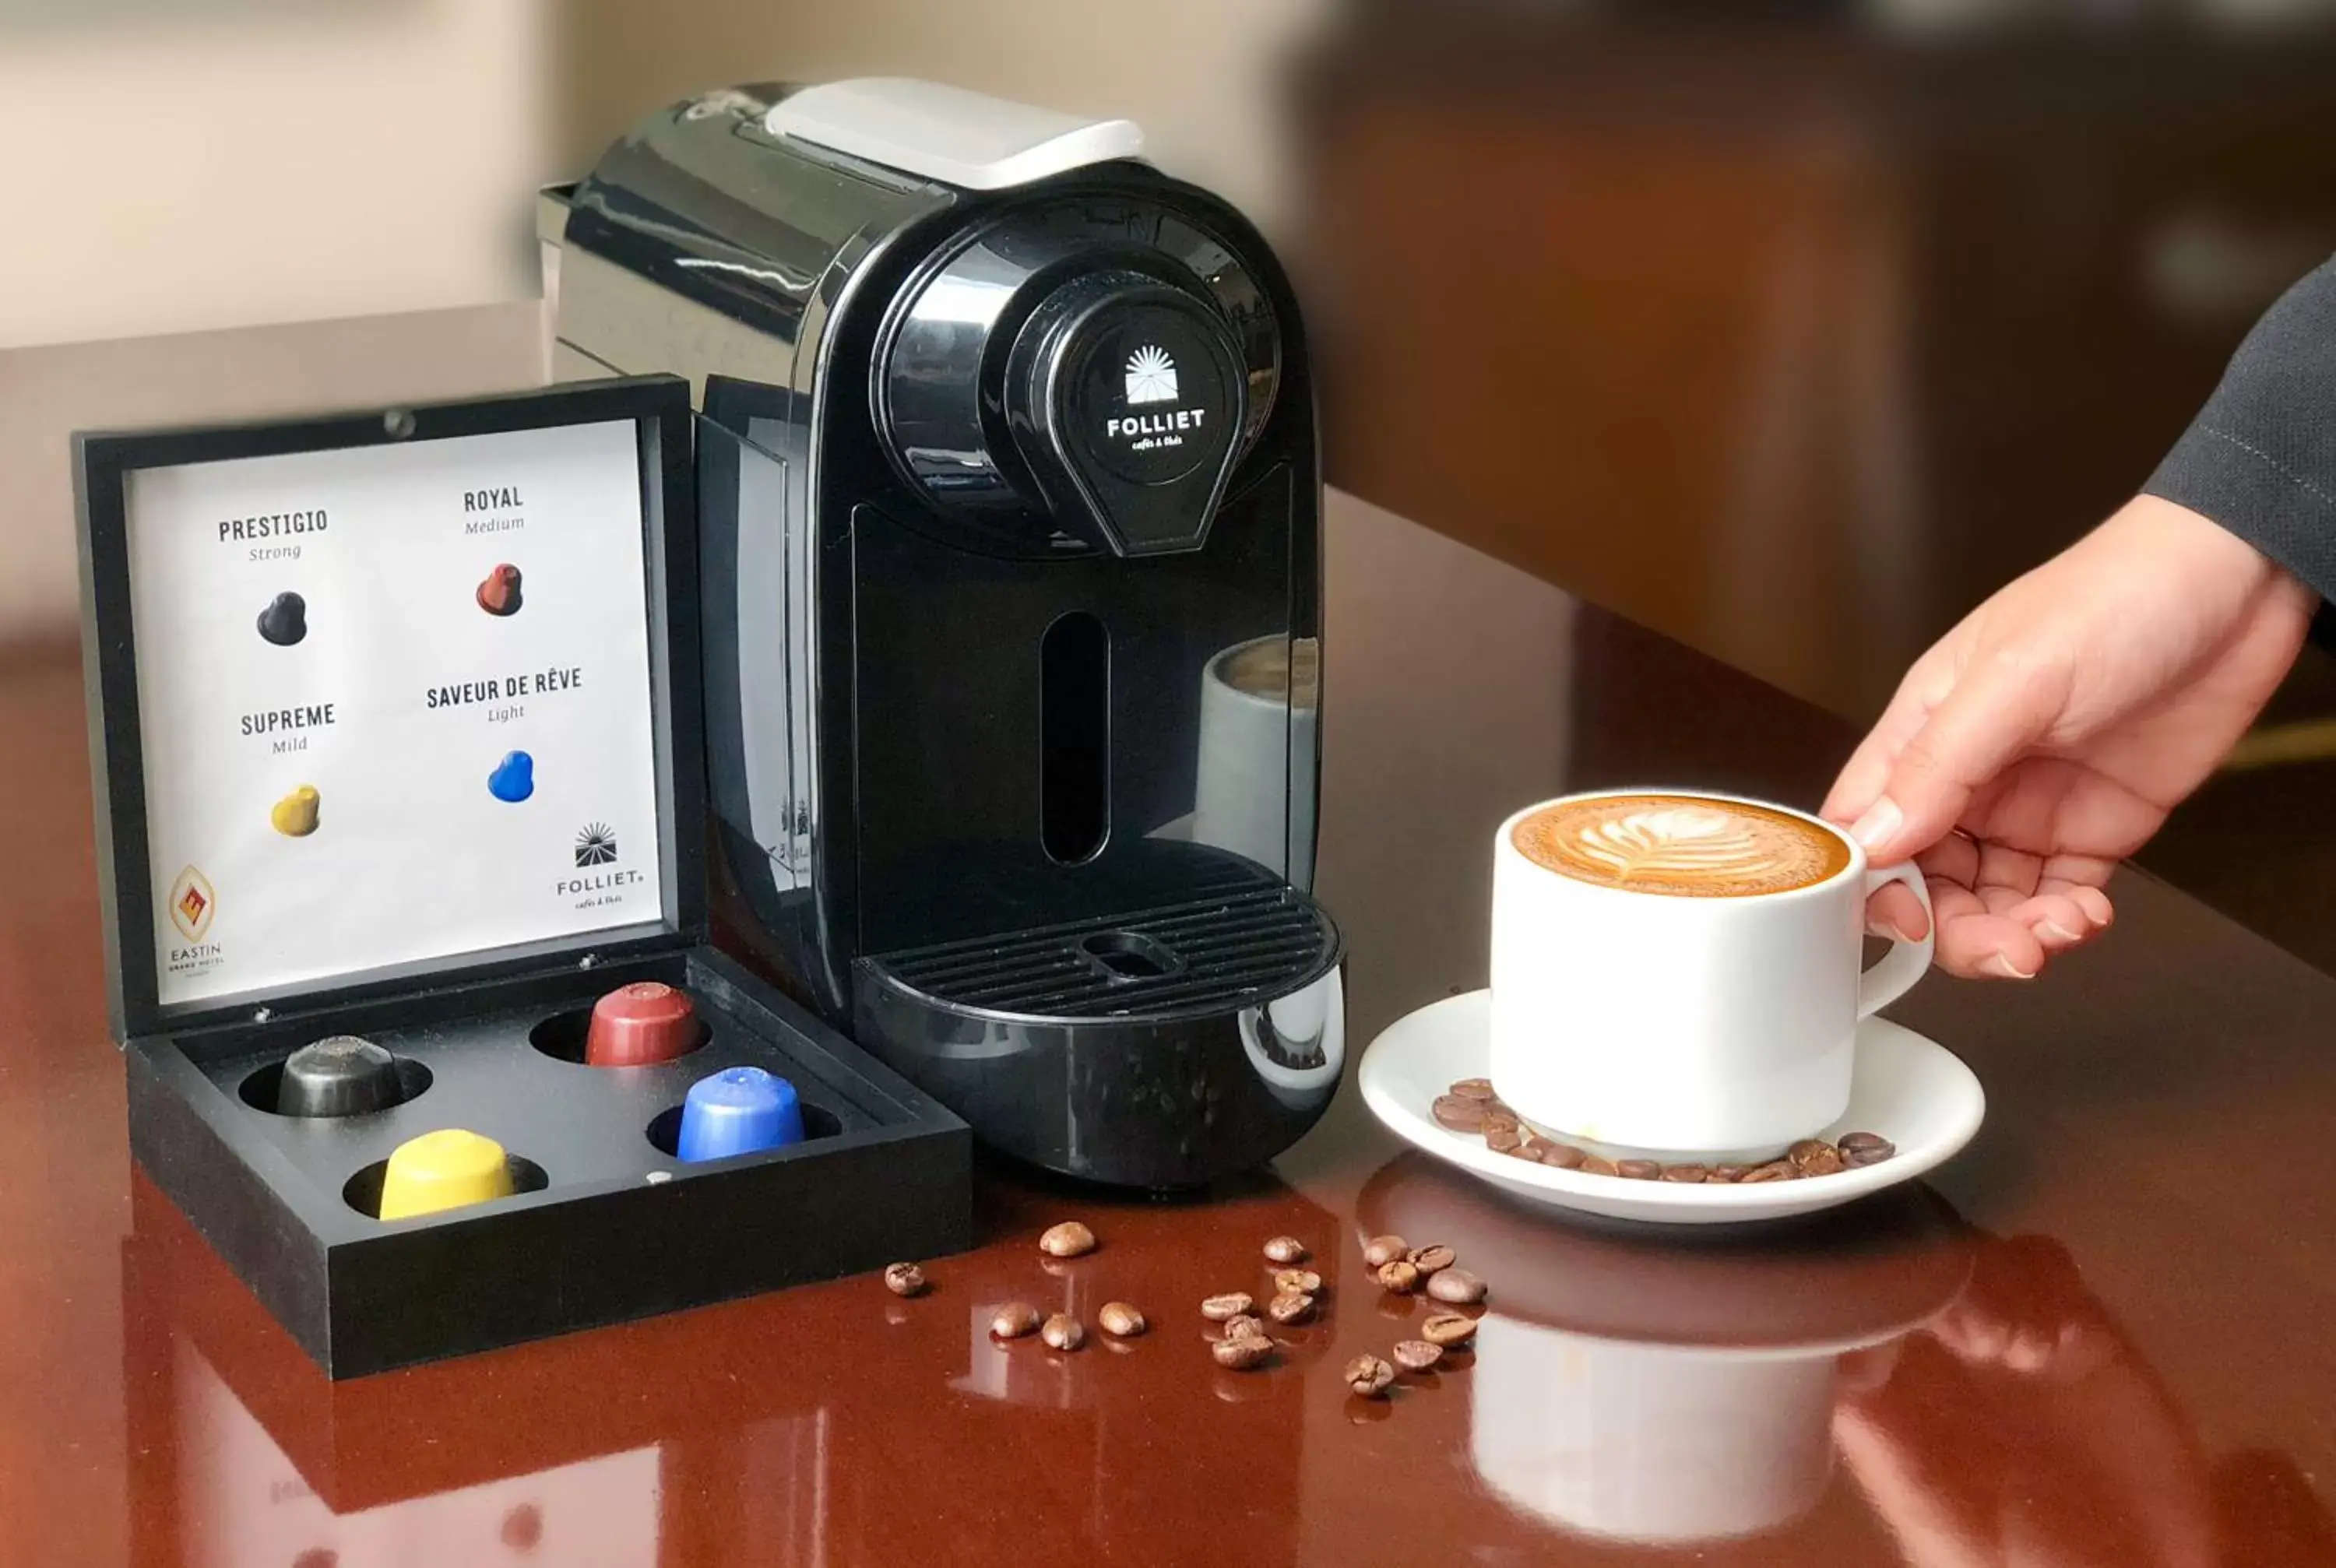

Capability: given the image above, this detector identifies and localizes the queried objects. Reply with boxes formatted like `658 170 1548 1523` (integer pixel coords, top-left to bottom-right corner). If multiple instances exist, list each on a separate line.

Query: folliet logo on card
560 821 642 909
167 865 216 942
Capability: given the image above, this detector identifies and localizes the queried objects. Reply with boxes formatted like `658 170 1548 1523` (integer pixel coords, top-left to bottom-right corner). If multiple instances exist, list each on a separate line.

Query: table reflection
1356 1153 1972 1548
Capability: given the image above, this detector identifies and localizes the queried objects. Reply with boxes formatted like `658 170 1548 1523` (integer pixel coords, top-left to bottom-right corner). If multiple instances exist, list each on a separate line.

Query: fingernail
1981 951 2035 980
1867 917 1919 944
1849 796 1903 853
2039 921 2081 944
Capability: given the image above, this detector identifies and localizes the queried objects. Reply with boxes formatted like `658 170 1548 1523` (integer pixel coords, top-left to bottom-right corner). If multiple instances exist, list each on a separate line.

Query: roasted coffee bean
1502 1137 1546 1162
1662 1164 1709 1183
1262 1235 1310 1264
990 1303 1041 1339
1712 1165 1751 1183
1213 1334 1275 1369
1450 1078 1497 1101
1539 1142 1587 1169
1407 1244 1456 1275
1200 1292 1254 1321
1789 1140 1845 1176
1616 1159 1662 1180
1392 1340 1444 1372
1376 1260 1422 1293
1484 1124 1524 1154
1426 1268 1487 1305
1273 1268 1324 1296
1041 1313 1085 1351
1344 1354 1396 1397
1839 1131 1896 1167
1432 1095 1488 1132
1098 1301 1147 1337
1420 1311 1479 1346
1578 1155 1619 1176
1740 1161 1797 1183
881 1261 927 1297
1039 1221 1096 1257
1362 1235 1409 1268
1221 1313 1268 1341
1267 1291 1316 1324
1481 1107 1521 1133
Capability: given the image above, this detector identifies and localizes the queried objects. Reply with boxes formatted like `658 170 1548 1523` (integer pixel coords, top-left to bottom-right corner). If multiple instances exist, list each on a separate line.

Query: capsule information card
125 418 666 1007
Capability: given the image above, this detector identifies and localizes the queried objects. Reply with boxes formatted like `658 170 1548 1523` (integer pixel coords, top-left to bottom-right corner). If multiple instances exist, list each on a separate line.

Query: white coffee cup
1489 789 1932 1157
1192 634 1319 888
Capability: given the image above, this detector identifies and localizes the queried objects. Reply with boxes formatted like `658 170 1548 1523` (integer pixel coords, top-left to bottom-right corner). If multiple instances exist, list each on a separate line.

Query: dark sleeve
2144 257 2336 601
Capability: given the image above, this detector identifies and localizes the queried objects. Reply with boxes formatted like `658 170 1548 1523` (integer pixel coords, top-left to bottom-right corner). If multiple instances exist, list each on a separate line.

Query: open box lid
76 377 705 1039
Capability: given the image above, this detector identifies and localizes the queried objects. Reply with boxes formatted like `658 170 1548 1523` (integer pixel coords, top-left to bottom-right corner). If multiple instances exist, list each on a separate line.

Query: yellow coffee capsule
376 1129 515 1221
271 784 321 837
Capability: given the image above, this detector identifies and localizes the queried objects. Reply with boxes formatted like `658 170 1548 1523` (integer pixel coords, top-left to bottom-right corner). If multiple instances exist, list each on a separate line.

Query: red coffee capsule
477 564 523 617
584 981 700 1067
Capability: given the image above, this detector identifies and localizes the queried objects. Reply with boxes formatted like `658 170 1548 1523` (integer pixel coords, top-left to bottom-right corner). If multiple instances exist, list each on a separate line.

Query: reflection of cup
1356 1152 1972 1548
1194 635 1319 888
1474 1317 1839 1542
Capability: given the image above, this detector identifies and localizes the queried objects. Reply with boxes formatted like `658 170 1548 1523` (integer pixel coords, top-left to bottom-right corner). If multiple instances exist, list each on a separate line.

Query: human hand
1824 495 2316 979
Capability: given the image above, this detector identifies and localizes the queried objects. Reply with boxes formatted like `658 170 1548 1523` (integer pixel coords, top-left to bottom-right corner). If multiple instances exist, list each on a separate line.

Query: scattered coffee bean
1843 1144 1894 1169
1363 1235 1409 1268
1662 1164 1709 1183
1376 1260 1422 1293
1485 1124 1524 1154
1426 1268 1487 1305
1263 1235 1310 1264
1267 1291 1316 1324
1578 1155 1618 1176
1201 1292 1254 1321
1420 1311 1479 1346
1041 1313 1085 1351
1450 1078 1496 1101
1099 1301 1147 1337
1481 1107 1521 1133
1039 1221 1096 1257
990 1303 1041 1339
1712 1165 1751 1183
1432 1095 1489 1132
1344 1354 1396 1397
1407 1244 1456 1275
1740 1161 1796 1183
1789 1140 1845 1176
881 1261 927 1297
1273 1268 1324 1296
1221 1313 1268 1341
1392 1340 1444 1373
1616 1159 1662 1180
1540 1142 1587 1169
1213 1334 1275 1369
1501 1137 1545 1162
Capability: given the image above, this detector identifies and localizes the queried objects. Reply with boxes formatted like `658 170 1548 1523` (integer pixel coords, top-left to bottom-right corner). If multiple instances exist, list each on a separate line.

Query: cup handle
1857 861 1935 1019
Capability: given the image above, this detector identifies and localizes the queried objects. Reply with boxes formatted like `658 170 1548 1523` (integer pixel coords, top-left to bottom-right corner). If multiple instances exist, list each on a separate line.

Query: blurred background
4 0 2334 967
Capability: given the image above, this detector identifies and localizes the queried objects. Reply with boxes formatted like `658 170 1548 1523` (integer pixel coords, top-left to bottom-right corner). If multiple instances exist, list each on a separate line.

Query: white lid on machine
765 78 1147 191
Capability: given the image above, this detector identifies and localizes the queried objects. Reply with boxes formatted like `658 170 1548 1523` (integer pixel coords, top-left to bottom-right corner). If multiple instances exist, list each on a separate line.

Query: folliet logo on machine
574 821 618 868
167 865 216 943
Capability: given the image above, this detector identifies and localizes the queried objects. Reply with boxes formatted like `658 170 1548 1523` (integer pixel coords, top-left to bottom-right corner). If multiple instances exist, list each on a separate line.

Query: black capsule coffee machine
542 79 1342 1186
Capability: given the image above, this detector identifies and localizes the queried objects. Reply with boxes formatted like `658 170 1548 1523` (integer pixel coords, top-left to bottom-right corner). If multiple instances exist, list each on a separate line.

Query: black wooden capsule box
79 379 972 1377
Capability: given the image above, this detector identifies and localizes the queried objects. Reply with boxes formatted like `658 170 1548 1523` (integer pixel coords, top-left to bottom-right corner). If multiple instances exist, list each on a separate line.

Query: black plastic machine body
543 79 1343 1187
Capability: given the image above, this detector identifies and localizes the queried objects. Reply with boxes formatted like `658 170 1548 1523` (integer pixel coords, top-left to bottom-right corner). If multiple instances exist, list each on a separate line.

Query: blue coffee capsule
487 750 534 803
676 1067 803 1162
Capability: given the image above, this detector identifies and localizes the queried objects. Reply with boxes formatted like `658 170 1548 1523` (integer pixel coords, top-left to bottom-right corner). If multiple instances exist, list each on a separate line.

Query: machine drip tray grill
871 887 1338 1020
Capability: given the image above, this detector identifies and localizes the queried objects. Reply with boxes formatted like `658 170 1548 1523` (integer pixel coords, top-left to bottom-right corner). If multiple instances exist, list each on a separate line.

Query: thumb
1851 652 2064 862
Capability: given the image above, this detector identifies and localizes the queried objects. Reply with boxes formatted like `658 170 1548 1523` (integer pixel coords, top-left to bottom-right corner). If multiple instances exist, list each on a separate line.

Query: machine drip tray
868 887 1338 1021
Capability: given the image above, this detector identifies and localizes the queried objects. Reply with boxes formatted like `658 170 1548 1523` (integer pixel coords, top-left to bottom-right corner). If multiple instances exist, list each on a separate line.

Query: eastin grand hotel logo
168 864 216 943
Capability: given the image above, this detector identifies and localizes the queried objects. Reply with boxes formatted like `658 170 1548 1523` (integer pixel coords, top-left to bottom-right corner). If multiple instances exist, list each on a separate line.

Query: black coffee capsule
277 1035 403 1118
256 591 308 646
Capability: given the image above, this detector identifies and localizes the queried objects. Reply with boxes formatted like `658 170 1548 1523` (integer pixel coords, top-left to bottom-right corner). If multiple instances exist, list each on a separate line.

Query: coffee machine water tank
543 79 1342 1187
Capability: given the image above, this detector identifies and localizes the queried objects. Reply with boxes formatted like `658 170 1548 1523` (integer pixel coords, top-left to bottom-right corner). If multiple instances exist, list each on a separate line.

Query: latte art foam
1513 794 1850 898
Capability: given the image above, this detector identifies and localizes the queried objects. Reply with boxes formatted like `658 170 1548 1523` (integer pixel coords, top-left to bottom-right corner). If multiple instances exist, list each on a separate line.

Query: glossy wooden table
5 492 2334 1566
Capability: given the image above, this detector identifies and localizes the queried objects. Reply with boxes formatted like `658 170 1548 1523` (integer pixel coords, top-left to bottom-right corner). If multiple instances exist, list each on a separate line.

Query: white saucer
1357 991 1984 1225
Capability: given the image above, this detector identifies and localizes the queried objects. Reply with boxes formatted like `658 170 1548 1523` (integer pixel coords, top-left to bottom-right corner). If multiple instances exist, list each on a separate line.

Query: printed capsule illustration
477 564 523 617
256 591 308 646
271 784 321 837
487 751 534 803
